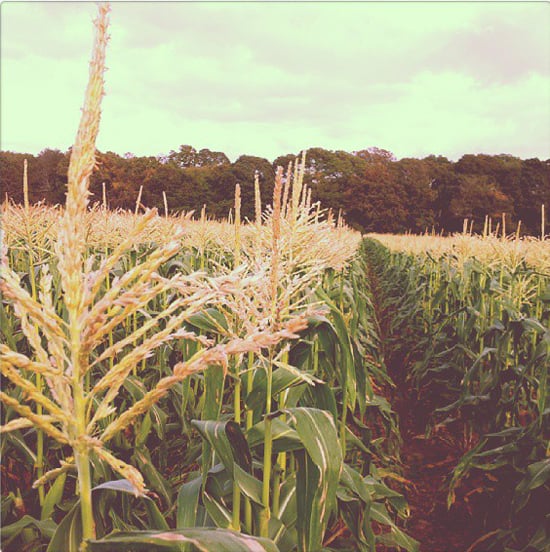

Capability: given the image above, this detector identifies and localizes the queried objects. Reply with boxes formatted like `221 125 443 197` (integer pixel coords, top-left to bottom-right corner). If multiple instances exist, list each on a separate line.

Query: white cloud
1 2 548 161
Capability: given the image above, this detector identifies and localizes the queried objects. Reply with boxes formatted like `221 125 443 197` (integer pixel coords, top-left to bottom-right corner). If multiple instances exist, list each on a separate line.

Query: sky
1 1 549 162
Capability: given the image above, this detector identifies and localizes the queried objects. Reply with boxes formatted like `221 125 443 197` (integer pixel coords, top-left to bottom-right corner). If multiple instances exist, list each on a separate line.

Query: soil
391 383 489 552
364 260 502 552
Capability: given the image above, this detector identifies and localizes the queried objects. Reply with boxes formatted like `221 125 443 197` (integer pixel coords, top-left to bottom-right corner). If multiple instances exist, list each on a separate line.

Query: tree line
1 145 548 235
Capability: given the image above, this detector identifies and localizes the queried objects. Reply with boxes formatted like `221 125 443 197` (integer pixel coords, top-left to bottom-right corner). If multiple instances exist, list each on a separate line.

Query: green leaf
339 464 371 504
176 475 203 529
192 420 252 475
201 365 225 422
198 365 226 475
300 382 338 421
4 430 37 465
1 514 56 542
186 308 228 334
203 474 233 529
46 501 81 552
277 475 297 528
371 503 419 552
46 479 168 552
246 366 320 414
0 300 17 349
41 471 67 520
247 418 302 453
516 459 550 494
267 517 296 552
337 492 373 552
133 447 173 507
315 287 357 409
284 407 342 552
233 464 264 506
87 528 279 551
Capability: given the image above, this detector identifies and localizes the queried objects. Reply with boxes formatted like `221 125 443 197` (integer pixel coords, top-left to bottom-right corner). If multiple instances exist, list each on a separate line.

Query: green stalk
310 337 319 470
73 372 95 544
244 351 254 533
259 355 273 538
245 352 255 430
232 368 242 531
132 313 138 375
180 340 190 427
338 269 348 458
35 404 45 508
273 350 289 516
339 268 345 311
340 376 349 458
232 193 242 531
27 244 45 505
75 447 94 544
271 462 281 519
66 257 95 547
313 336 319 374
260 415 273 536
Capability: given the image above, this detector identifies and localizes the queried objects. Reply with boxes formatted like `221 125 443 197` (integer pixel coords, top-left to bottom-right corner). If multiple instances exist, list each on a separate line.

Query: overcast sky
1 1 549 161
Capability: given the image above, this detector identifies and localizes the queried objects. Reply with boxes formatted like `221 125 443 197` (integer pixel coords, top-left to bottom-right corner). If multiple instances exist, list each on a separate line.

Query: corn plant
363 235 549 551
0 5 304 551
0 4 424 552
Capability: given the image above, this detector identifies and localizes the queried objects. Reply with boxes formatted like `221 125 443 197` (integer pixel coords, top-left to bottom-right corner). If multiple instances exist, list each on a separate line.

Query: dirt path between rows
365 260 484 552
391 384 482 552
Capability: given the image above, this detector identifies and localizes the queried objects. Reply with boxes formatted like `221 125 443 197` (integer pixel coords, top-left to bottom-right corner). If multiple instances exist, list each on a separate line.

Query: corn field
1 4 549 552
363 234 549 551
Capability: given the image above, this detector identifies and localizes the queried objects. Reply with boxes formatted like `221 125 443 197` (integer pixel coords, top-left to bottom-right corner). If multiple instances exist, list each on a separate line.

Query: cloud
432 9 550 84
339 72 550 160
1 2 548 161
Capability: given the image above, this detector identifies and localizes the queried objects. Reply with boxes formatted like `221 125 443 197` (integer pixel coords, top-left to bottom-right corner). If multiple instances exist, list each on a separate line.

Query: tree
197 148 230 167
353 147 396 163
345 156 406 233
518 158 550 234
168 145 230 168
0 151 28 204
448 174 514 232
231 155 275 219
1 146 548 237
34 149 69 204
275 148 370 214
394 158 437 232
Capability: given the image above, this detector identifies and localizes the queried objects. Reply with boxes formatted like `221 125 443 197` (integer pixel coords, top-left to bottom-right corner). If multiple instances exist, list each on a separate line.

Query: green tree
168 145 230 168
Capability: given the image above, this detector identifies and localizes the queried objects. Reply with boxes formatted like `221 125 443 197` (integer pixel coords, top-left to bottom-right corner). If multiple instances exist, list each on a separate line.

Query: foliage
0 13 413 548
362 236 549 551
2 149 548 236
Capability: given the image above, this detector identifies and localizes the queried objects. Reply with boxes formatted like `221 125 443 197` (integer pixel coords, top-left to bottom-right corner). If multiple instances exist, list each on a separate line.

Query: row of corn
363 235 549 552
0 14 417 545
1 168 420 552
